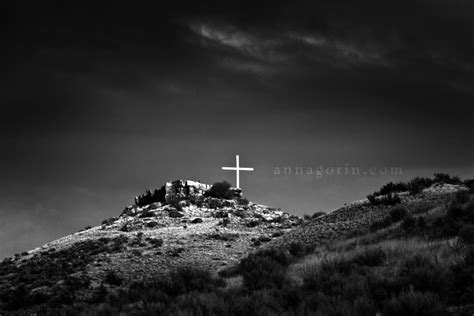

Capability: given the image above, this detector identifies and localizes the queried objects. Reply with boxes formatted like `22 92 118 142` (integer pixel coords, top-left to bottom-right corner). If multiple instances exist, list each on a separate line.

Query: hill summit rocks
133 179 242 207
119 179 299 230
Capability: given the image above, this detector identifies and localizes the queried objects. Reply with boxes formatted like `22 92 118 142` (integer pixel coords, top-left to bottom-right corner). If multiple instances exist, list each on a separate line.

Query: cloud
288 33 389 67
189 21 393 75
189 21 287 71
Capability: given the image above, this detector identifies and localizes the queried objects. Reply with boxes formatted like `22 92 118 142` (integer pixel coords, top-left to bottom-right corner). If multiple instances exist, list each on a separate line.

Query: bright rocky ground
1 176 474 315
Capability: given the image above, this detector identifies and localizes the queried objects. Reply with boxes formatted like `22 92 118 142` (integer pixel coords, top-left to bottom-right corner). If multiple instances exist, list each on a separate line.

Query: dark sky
1 1 473 258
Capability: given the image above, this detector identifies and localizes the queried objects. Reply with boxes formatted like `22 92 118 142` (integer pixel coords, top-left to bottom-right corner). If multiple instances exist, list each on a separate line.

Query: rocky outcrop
164 180 211 203
133 180 244 208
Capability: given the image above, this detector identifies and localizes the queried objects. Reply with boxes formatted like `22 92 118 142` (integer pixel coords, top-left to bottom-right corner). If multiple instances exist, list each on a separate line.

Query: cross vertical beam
221 154 254 189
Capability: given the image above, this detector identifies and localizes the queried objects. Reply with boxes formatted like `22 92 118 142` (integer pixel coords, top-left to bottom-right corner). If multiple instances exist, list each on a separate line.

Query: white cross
221 154 254 189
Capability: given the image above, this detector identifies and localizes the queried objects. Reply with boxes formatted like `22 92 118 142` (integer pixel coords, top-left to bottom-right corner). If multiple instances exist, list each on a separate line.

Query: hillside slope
1 177 472 314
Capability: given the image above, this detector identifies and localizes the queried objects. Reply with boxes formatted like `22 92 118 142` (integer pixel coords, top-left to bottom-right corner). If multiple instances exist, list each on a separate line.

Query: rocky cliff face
134 179 242 207
164 180 212 203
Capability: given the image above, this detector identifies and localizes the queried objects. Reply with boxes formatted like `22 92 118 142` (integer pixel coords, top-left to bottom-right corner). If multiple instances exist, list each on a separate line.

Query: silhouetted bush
408 177 434 194
450 247 474 304
417 216 426 229
464 179 474 192
383 291 445 316
101 217 117 226
397 255 448 295
370 216 393 231
148 238 164 248
104 270 123 286
459 225 474 244
205 181 233 199
135 187 166 207
368 193 401 206
191 218 203 224
240 254 288 290
209 199 225 209
168 266 225 294
311 211 326 219
401 215 416 232
353 248 386 266
434 173 461 185
368 174 464 199
390 207 409 222
236 197 249 206
454 191 470 204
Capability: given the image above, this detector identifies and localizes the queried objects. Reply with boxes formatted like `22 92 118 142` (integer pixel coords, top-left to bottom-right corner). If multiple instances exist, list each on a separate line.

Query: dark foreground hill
1 176 474 315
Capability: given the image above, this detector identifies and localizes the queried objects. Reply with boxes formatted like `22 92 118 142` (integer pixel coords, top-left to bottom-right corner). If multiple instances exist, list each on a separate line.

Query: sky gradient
1 1 473 259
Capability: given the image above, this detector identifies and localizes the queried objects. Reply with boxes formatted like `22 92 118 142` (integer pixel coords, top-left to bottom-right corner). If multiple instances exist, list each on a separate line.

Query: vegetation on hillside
204 181 234 199
2 176 473 315
367 173 471 206
2 187 473 315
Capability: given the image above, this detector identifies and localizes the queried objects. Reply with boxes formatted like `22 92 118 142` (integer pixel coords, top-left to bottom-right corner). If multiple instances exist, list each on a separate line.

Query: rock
165 180 211 203
258 236 272 242
169 210 184 218
146 221 160 228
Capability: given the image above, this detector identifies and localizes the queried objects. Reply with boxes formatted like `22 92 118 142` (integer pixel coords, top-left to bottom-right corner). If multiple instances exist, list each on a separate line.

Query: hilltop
0 179 302 311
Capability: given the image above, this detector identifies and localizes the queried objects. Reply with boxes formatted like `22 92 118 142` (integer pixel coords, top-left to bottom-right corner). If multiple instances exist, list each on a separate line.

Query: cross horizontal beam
221 154 254 188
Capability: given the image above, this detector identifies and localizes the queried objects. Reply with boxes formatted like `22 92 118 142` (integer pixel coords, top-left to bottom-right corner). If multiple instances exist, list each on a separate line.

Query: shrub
272 231 284 238
447 205 463 219
311 211 326 219
139 210 155 218
169 266 224 294
239 251 290 290
401 215 416 232
383 291 446 316
104 270 123 286
288 242 312 258
390 207 409 222
454 191 470 204
370 216 392 231
209 233 239 241
353 248 386 267
236 197 249 206
209 199 225 209
221 218 230 227
464 179 474 192
368 194 401 206
101 217 117 226
148 238 164 248
353 296 378 316
191 218 203 224
135 187 165 207
459 225 474 244
169 198 184 213
398 255 448 295
408 177 434 195
147 221 160 228
169 210 184 218
258 236 272 242
451 247 474 304
417 216 426 229
246 220 260 227
434 173 461 185
205 181 233 199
